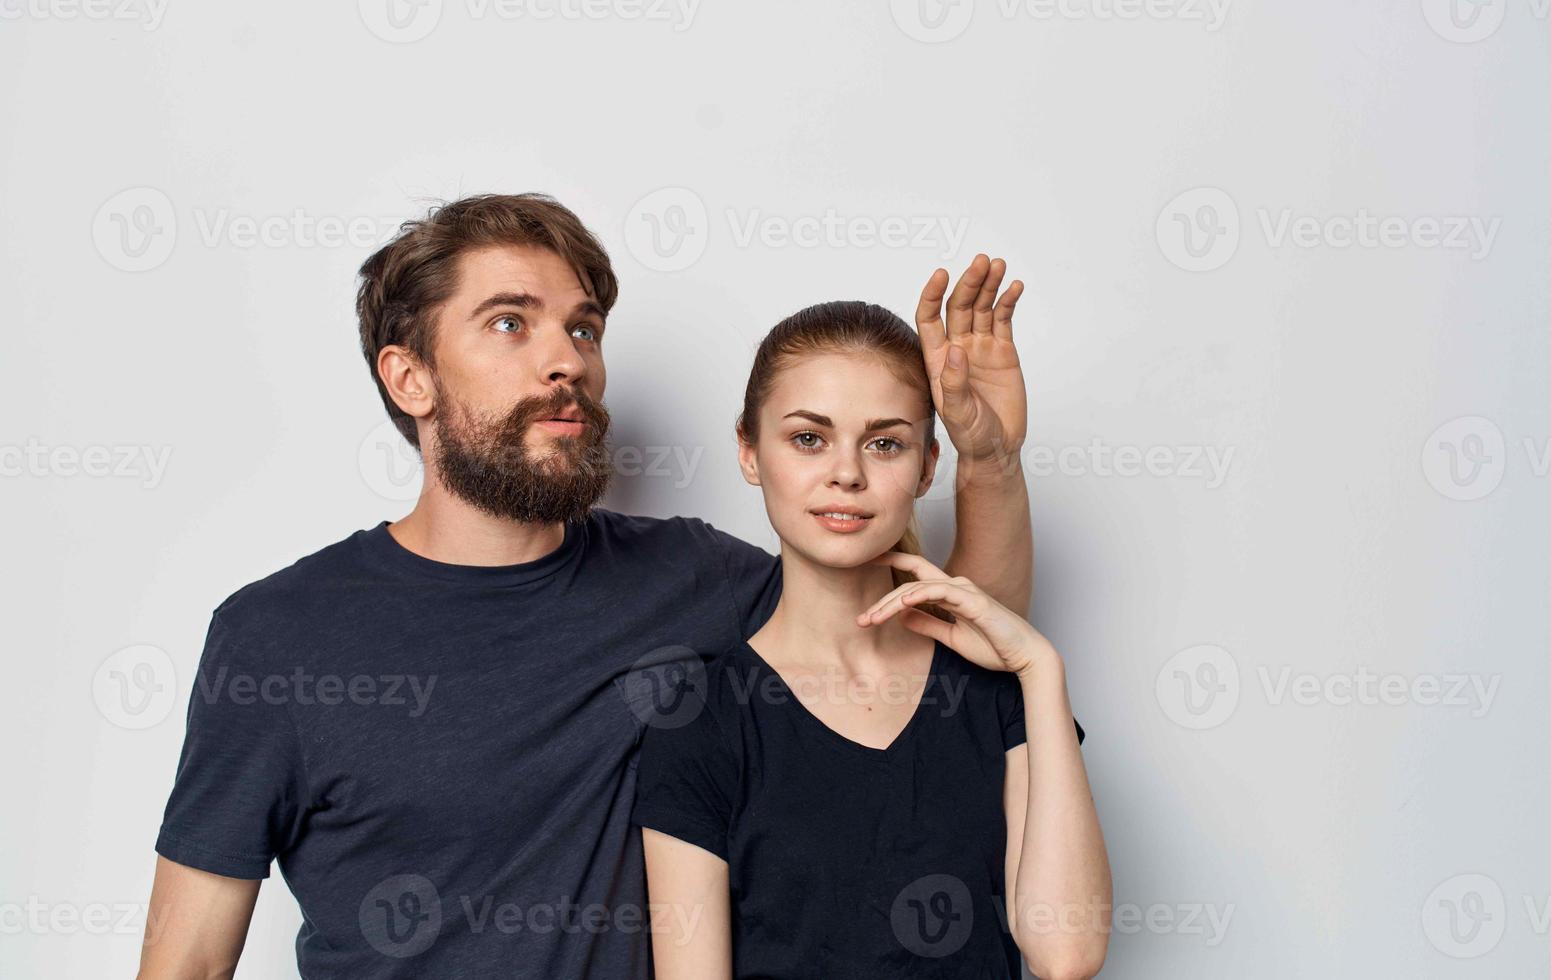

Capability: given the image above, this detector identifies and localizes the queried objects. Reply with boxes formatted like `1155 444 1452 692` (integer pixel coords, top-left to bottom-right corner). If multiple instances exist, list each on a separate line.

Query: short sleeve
994 673 1085 750
706 522 782 638
632 679 737 861
154 610 310 879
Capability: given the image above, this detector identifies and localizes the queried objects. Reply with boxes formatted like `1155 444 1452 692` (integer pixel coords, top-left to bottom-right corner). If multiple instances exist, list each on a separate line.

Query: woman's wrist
1014 640 1064 685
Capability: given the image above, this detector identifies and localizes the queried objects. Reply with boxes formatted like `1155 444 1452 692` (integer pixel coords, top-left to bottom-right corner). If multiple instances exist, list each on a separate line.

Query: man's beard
432 384 613 525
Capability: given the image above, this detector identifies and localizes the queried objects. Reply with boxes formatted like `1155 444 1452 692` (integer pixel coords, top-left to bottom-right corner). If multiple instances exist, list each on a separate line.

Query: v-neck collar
738 639 944 758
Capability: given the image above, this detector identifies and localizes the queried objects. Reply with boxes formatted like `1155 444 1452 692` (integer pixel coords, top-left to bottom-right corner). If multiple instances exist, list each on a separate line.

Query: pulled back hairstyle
736 301 938 592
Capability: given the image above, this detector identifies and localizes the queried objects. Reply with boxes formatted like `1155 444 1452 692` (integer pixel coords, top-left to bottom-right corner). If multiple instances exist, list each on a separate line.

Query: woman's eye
870 437 904 454
493 315 522 334
792 432 824 451
572 324 598 342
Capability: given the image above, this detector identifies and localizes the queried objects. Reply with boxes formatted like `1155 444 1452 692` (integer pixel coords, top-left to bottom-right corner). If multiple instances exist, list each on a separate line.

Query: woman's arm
1001 653 1111 980
642 829 734 980
859 551 1111 978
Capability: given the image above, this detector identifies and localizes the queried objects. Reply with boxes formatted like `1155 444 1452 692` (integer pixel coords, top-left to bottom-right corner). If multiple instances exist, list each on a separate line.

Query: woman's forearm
1011 658 1111 979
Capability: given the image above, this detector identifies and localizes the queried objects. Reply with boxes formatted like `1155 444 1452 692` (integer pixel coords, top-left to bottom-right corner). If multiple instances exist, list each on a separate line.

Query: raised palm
915 254 1029 467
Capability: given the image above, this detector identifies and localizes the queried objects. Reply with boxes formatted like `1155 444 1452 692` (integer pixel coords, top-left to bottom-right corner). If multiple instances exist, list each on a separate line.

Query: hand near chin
856 552 1059 680
915 254 1028 474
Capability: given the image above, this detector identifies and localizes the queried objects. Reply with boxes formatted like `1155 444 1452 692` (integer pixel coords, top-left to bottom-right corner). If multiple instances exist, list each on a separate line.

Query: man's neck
387 482 566 567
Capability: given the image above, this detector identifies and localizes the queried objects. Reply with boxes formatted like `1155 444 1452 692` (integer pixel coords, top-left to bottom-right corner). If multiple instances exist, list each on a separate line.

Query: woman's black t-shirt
632 639 1085 979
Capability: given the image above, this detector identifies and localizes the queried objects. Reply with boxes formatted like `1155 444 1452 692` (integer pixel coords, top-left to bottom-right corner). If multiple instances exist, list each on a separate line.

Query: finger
945 254 989 340
867 550 951 582
915 268 949 354
992 279 1024 342
972 258 1007 335
937 344 975 425
865 581 978 627
857 578 946 626
899 607 955 645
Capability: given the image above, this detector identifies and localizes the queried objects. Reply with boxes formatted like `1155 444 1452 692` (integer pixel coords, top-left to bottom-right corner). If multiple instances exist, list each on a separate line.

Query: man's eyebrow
468 293 607 323
469 291 539 319
781 410 914 431
568 299 607 321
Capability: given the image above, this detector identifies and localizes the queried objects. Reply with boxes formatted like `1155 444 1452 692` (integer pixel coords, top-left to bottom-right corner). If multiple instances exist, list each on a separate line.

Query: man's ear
736 428 762 487
916 438 941 498
378 345 437 423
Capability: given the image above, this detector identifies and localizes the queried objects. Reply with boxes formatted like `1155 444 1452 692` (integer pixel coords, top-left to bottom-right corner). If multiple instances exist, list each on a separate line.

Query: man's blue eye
494 316 521 333
572 325 598 342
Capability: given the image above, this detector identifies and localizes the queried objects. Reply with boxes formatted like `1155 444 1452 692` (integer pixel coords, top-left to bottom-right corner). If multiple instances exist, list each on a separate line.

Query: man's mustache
501 387 611 443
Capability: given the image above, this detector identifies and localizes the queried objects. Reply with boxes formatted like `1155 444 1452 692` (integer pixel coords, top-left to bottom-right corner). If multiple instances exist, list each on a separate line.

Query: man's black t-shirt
154 510 782 979
633 639 1085 980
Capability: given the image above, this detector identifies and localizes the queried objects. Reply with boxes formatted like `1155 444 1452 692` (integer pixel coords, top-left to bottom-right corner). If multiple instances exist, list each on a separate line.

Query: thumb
940 344 970 414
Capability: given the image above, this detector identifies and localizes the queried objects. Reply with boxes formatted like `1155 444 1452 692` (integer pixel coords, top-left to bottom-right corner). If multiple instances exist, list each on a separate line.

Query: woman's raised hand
856 552 1058 679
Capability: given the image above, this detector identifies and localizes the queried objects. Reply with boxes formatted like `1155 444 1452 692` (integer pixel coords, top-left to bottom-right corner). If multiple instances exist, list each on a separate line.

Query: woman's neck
752 547 932 672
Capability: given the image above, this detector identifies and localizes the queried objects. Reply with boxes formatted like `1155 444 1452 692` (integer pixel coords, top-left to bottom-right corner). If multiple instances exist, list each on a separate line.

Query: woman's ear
737 428 762 486
916 438 941 498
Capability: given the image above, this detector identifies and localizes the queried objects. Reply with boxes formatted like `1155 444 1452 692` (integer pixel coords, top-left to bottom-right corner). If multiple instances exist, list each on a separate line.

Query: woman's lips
812 511 873 534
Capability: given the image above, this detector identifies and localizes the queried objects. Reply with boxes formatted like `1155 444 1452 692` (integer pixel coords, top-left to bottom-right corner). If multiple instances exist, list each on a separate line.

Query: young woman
633 285 1111 979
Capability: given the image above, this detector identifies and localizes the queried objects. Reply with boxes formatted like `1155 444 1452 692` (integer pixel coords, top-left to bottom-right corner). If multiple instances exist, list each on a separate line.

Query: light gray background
3 0 1548 976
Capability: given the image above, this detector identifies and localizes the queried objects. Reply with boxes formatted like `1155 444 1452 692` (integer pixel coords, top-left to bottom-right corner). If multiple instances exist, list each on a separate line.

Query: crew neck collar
358 517 585 587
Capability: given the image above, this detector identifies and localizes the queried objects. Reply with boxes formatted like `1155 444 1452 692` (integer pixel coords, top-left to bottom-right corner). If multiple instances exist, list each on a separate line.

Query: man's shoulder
211 526 375 629
584 507 730 557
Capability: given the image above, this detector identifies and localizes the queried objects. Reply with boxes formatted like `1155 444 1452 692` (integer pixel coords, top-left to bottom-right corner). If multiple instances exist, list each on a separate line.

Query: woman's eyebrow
782 410 833 426
781 410 913 431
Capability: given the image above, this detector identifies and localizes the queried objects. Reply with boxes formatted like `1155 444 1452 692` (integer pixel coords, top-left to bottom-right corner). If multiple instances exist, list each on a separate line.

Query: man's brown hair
356 193 619 449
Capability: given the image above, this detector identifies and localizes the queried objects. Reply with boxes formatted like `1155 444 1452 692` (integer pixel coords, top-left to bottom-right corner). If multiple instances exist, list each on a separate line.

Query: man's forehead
451 244 589 305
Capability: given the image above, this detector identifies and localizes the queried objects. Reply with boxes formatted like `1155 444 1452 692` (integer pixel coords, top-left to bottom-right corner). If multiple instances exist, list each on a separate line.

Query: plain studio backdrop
2 1 1548 976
